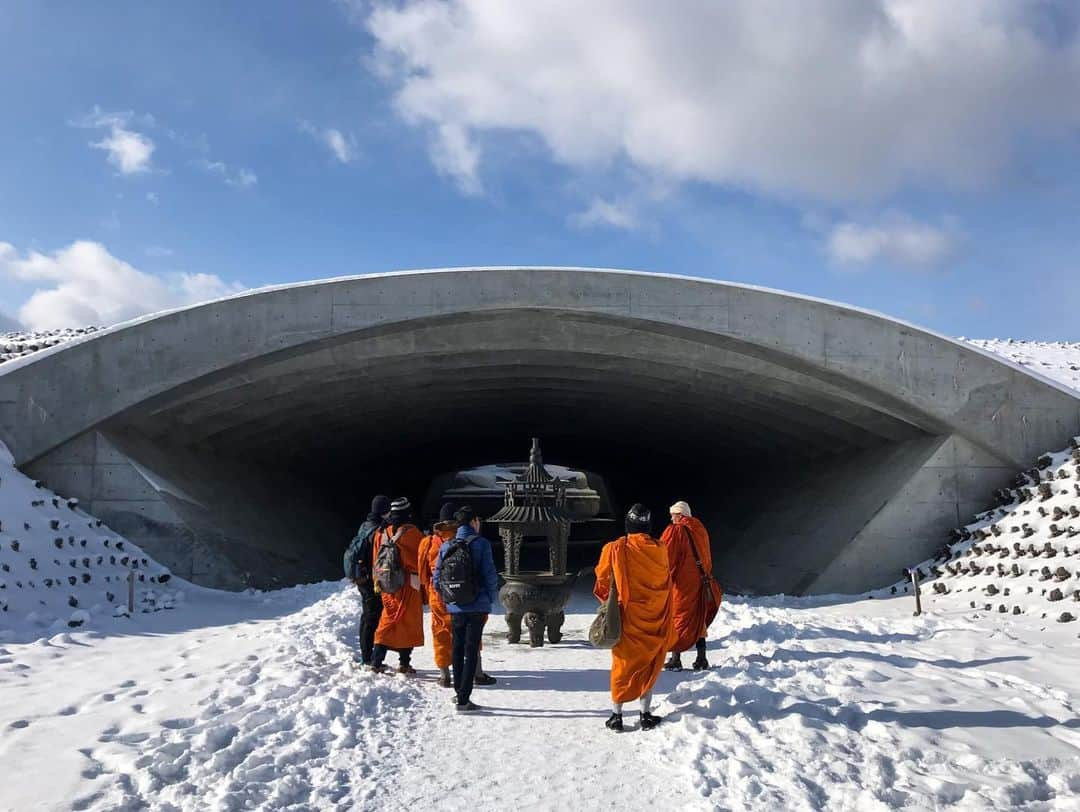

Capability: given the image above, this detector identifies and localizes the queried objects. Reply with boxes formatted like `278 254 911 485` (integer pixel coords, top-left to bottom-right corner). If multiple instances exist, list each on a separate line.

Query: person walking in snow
661 501 722 672
594 504 675 732
370 497 425 674
419 504 498 690
347 494 390 666
418 502 460 687
434 505 500 712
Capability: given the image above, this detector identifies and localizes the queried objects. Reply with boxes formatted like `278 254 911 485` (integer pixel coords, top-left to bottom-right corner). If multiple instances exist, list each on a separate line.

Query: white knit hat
669 500 692 517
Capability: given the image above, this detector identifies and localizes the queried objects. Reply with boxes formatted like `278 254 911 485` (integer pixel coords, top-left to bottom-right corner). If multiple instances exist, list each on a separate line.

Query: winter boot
663 653 683 672
474 672 497 686
369 663 388 674
639 712 662 731
605 712 624 732
397 663 417 675
691 639 709 671
438 667 452 688
455 701 481 713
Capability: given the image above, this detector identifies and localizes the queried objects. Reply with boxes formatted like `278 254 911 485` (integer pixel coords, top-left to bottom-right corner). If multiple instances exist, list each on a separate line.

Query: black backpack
438 536 480 606
343 522 379 583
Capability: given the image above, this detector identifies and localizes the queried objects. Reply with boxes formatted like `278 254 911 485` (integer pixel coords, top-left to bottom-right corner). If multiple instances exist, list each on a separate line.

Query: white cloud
429 123 481 194
146 192 159 206
300 122 358 163
73 107 156 175
196 159 258 188
0 240 245 330
827 216 960 269
93 128 154 174
571 197 638 230
365 1 1080 202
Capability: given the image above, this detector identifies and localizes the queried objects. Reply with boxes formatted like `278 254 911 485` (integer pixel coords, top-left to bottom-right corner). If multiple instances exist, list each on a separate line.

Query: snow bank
0 439 182 642
897 439 1080 624
657 598 1080 809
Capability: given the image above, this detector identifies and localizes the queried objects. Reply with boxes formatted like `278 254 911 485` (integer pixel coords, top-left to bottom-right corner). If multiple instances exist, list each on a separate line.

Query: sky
2 0 1080 339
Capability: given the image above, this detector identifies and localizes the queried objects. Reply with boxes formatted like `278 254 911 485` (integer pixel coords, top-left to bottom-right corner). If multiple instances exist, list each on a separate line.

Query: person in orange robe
417 502 459 686
661 500 722 672
419 503 498 689
370 496 424 674
594 503 675 732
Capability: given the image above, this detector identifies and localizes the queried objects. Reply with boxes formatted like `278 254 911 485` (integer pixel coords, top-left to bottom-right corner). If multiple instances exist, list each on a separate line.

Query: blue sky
2 1 1080 339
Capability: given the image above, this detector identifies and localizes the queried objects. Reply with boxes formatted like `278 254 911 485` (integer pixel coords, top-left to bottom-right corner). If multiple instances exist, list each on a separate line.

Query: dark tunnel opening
95 308 935 594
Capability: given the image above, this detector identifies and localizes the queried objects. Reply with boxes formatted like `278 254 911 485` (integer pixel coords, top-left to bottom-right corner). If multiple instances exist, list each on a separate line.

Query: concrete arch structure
1 268 1077 592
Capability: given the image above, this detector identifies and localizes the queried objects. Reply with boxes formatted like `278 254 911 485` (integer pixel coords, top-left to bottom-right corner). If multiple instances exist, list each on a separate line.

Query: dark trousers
357 583 382 665
371 644 412 667
451 612 486 705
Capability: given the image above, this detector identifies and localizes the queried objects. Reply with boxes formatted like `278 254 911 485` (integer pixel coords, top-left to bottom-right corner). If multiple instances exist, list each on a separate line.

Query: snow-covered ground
2 585 1078 810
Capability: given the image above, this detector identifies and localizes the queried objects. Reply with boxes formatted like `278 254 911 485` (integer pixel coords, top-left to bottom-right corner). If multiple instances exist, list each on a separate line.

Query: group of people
346 495 498 711
345 494 722 728
593 500 722 732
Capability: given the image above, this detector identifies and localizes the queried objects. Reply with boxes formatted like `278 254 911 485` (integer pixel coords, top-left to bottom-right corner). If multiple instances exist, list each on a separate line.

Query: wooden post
910 569 922 616
127 567 135 615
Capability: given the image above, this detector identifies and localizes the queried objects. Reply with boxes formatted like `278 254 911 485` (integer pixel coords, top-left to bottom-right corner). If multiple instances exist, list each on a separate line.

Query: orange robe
417 524 456 669
373 523 424 650
594 533 675 703
661 516 722 653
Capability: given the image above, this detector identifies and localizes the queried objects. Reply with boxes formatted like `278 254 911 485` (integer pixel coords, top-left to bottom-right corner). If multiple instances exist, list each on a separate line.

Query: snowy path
3 584 1080 811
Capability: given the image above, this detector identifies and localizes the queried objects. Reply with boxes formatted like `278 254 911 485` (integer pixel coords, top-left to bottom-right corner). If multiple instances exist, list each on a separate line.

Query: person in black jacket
354 494 390 666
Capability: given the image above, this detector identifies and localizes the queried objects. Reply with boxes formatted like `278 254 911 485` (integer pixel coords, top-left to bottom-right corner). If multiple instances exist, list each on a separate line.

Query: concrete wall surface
1 268 1077 593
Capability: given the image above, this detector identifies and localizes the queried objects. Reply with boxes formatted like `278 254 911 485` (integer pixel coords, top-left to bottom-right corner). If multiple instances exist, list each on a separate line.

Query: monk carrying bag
589 538 624 648
438 537 479 606
687 532 722 626
373 527 407 594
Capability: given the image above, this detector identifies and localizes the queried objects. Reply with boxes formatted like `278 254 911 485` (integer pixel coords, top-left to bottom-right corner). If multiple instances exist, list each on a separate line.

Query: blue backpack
343 523 379 583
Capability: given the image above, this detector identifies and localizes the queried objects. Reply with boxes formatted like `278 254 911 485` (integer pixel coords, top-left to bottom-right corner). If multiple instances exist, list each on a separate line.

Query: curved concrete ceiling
2 268 1077 594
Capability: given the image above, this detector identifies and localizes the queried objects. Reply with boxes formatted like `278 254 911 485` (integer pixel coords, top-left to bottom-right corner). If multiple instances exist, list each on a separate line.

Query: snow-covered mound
965 339 1080 392
0 327 100 364
0 440 182 641
900 438 1080 624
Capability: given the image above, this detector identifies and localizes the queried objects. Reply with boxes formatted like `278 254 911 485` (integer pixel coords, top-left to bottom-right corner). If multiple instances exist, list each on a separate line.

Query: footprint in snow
58 705 78 716
236 669 260 686
101 693 116 702
119 679 135 688
9 719 29 729
161 717 195 730
97 724 119 742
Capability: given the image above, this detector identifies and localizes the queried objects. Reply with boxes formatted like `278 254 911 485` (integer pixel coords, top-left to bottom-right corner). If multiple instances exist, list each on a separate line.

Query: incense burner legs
499 575 576 647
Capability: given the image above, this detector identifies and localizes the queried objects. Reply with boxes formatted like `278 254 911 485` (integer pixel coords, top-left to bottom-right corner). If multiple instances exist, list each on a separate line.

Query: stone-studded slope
898 439 1080 624
0 327 100 365
0 440 180 640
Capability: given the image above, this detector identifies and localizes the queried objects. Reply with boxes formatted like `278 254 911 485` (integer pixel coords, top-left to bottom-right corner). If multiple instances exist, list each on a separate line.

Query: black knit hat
371 494 391 515
389 496 412 518
625 503 651 534
454 505 477 525
438 502 457 523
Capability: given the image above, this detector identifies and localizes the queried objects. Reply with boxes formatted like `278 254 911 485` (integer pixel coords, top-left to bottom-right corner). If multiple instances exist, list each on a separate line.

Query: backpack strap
684 527 712 585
